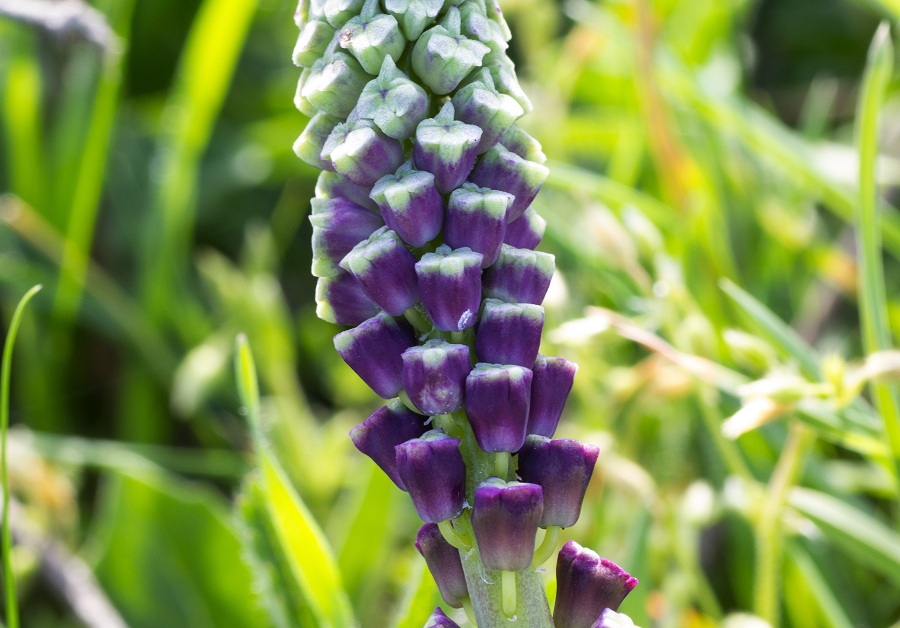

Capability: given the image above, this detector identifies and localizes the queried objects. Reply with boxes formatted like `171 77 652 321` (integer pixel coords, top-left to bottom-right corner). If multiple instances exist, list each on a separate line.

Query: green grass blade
141 0 259 328
234 336 354 627
789 487 900 588
854 23 900 478
392 557 442 628
0 284 42 628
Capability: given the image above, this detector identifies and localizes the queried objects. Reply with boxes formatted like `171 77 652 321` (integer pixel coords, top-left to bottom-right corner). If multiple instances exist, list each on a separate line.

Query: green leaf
234 335 354 627
90 470 267 628
238 473 317 628
789 487 900 588
392 556 443 628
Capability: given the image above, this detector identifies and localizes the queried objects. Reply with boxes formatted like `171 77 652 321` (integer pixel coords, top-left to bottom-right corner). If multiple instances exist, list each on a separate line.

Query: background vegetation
1 0 900 626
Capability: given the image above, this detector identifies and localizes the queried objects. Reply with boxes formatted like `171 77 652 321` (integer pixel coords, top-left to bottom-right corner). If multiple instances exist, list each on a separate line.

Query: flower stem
501 571 517 618
531 526 560 568
439 519 471 550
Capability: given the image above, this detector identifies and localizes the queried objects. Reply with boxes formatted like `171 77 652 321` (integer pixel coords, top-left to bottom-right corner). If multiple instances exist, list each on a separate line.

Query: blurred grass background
1 0 900 626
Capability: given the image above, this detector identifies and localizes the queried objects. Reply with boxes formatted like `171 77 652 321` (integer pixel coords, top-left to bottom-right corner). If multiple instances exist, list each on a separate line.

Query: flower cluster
292 0 636 623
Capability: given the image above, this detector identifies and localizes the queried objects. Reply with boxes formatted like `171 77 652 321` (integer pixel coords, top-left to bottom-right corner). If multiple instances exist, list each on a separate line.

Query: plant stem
753 422 814 626
1 284 42 628
855 22 900 488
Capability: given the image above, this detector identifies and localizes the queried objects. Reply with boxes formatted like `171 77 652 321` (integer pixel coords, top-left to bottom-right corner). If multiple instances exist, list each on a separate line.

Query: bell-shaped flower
474 299 543 368
315 271 379 325
413 102 483 194
503 207 546 250
370 160 444 247
465 363 532 453
451 69 523 154
338 0 407 75
445 183 512 268
472 478 543 571
309 196 383 278
527 355 577 437
416 245 483 332
334 312 416 397
416 523 469 608
468 143 549 222
302 51 370 118
321 118 405 186
396 430 466 522
340 226 420 315
482 244 555 305
402 340 471 415
350 400 427 489
554 541 638 628
315 170 378 211
500 124 546 164
411 7 490 95
517 435 599 528
353 56 429 140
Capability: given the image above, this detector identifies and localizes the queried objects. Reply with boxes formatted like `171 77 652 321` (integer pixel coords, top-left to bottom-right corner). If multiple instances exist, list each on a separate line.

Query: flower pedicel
292 0 637 623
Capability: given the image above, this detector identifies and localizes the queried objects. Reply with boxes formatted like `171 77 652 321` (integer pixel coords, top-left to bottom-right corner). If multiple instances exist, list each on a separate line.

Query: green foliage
2 0 900 625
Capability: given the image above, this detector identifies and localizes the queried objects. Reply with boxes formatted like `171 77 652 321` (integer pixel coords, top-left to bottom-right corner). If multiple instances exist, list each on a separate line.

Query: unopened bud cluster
292 0 635 622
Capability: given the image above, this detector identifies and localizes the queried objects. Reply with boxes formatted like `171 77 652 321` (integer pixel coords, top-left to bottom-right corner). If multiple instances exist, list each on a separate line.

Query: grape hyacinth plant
291 0 637 623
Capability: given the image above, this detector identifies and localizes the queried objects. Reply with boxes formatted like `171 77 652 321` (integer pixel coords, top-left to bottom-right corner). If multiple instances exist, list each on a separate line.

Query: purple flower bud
315 271 379 325
340 226 419 315
411 7 490 95
413 102 483 194
517 436 599 528
293 110 341 172
293 19 336 68
322 118 405 187
302 52 370 118
309 196 383 278
592 609 637 628
370 161 444 247
333 312 416 397
465 363 532 453
384 0 445 41
416 246 483 332
350 400 427 489
445 184 512 268
451 70 523 155
554 541 638 628
500 124 546 164
475 299 543 368
482 244 555 305
468 144 549 222
402 340 471 415
423 607 461 628
353 57 429 140
527 355 577 437
504 207 546 250
324 0 364 28
472 478 543 571
337 0 407 75
315 170 379 212
396 430 466 522
416 524 468 608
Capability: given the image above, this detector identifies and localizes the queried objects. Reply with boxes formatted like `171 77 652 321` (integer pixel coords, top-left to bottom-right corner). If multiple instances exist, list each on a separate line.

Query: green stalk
854 23 900 485
0 284 42 628
753 423 814 626
437 412 554 627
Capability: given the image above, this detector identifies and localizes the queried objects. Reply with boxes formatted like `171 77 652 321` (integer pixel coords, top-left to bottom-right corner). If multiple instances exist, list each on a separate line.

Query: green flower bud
353 56 429 140
451 68 523 154
302 51 371 118
338 0 407 75
293 19 336 68
324 0 364 28
293 110 342 171
384 0 446 41
293 67 319 116
411 7 490 95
